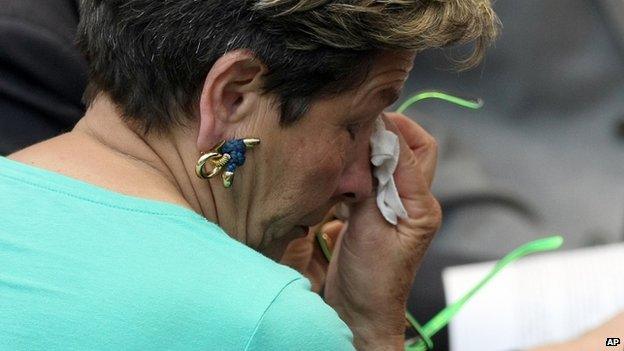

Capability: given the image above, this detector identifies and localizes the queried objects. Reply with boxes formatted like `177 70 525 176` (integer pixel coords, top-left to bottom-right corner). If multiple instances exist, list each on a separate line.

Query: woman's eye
346 124 359 139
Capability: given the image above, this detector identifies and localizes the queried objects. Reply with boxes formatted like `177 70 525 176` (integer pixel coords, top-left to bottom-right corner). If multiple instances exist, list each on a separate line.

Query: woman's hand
322 112 442 350
279 220 342 293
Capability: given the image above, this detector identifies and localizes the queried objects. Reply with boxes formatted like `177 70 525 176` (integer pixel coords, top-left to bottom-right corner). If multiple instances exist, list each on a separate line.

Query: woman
0 1 498 349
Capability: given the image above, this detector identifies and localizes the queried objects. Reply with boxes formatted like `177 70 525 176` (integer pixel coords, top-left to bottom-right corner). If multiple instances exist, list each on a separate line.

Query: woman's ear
197 49 266 151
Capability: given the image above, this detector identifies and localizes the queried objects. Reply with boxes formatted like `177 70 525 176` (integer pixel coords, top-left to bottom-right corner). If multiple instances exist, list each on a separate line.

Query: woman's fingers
319 220 344 253
280 219 346 293
383 112 438 189
280 234 313 273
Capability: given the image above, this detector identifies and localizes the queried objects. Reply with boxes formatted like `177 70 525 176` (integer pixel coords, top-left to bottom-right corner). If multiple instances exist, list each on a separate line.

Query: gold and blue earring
195 138 260 188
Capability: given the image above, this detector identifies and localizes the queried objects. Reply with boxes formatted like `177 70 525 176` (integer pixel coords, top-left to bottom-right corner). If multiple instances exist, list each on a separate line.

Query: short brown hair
77 0 500 133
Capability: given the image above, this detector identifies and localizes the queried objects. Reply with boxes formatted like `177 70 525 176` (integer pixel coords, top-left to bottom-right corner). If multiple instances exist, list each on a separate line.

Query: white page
442 243 624 351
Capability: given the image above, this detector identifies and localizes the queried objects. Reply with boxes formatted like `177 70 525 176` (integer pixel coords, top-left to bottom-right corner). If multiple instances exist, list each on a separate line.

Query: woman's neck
73 98 207 213
8 97 251 246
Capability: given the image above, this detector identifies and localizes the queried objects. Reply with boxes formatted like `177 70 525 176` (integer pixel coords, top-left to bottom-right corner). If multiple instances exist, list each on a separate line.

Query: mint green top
0 156 354 350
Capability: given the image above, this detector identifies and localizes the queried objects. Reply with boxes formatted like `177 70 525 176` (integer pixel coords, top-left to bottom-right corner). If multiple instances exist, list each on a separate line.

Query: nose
335 144 374 203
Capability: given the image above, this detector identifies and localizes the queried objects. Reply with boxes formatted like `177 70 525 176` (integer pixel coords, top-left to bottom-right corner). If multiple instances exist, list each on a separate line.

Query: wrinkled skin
281 112 442 349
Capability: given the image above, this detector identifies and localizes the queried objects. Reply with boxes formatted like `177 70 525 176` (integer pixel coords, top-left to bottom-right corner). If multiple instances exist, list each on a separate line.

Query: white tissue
370 118 409 225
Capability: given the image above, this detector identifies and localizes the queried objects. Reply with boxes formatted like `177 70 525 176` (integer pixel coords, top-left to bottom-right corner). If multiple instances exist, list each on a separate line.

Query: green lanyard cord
316 231 334 261
405 235 564 351
316 232 564 351
405 310 434 350
315 91 564 350
396 91 484 114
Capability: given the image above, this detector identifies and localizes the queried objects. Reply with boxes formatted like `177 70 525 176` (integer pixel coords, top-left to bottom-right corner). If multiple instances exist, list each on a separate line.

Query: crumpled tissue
370 118 408 225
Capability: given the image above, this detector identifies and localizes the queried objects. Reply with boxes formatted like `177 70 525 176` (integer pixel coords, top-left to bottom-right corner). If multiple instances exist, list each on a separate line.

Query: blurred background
403 0 624 349
1 0 623 350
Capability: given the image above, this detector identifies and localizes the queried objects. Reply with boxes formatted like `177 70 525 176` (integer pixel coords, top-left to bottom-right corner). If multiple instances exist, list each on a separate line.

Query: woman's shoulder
0 156 324 348
244 277 355 350
0 154 353 349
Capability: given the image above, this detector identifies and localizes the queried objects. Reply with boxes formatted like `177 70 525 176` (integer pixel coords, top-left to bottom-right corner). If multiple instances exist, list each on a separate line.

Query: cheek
292 139 346 198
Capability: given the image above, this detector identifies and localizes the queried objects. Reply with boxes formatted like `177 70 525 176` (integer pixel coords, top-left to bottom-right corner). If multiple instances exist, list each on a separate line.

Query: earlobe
197 50 266 152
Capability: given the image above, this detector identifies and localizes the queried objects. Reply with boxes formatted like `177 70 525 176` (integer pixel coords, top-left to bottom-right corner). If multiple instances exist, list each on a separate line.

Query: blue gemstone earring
195 138 260 188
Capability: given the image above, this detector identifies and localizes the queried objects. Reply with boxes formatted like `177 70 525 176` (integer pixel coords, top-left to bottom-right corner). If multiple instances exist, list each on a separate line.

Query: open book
442 243 624 351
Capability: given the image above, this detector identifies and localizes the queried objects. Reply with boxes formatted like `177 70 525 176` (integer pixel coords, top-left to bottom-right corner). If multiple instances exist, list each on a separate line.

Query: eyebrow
378 87 402 107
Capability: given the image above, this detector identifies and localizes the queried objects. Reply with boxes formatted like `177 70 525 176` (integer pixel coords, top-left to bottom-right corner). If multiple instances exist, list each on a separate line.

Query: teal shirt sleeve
245 278 355 351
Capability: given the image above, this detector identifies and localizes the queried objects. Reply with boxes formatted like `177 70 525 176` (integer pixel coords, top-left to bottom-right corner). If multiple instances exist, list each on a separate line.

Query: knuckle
429 136 438 150
424 134 438 150
429 197 443 230
402 195 443 239
420 195 442 234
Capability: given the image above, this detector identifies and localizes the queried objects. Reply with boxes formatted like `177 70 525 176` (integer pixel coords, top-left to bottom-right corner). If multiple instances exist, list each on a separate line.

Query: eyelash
346 123 360 140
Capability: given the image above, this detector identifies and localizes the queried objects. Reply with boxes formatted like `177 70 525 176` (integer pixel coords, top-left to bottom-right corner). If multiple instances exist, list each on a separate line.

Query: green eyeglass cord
315 91 565 351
